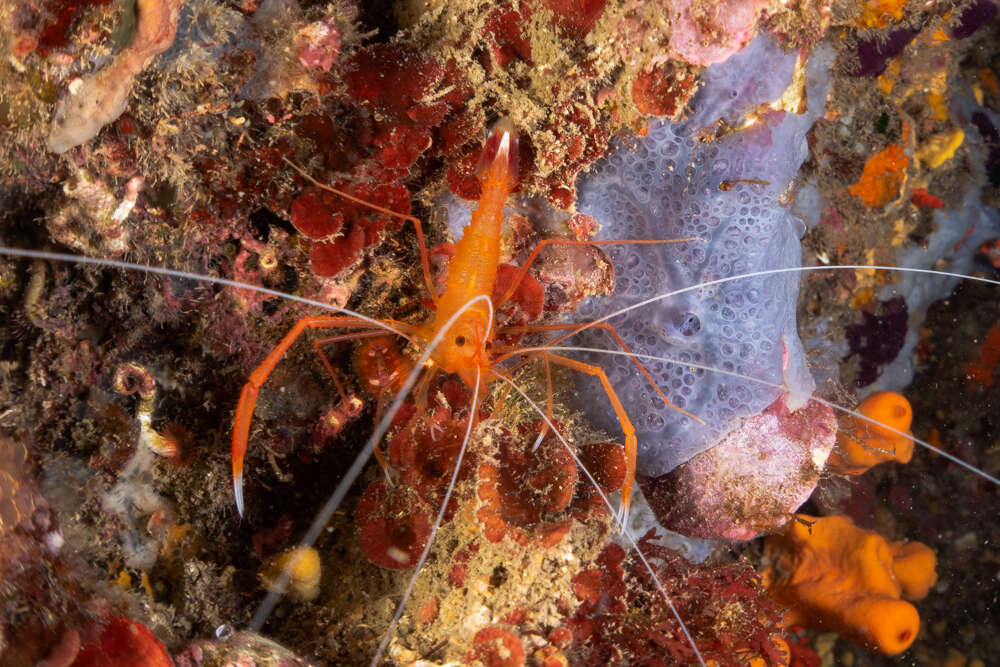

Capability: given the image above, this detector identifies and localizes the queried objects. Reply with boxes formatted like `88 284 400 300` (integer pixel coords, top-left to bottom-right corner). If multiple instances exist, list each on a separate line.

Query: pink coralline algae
667 0 779 66
640 396 837 540
294 18 341 72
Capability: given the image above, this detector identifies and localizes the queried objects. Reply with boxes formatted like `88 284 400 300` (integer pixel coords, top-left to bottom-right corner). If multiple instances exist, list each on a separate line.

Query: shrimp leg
538 351 637 526
496 237 697 308
232 315 414 516
313 330 397 476
312 331 387 404
497 321 703 424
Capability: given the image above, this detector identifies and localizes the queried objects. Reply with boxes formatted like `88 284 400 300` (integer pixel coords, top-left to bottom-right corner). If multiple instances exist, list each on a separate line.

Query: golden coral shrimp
221 118 719 664
225 116 997 663
229 118 701 524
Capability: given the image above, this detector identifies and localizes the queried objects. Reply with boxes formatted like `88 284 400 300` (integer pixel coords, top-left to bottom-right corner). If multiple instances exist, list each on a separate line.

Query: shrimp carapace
413 118 519 389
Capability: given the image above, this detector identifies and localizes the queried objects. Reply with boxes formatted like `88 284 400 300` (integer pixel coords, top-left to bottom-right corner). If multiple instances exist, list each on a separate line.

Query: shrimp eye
455 335 466 347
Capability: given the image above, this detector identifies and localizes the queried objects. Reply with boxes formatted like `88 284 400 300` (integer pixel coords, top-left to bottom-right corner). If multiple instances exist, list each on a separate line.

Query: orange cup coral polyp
762 514 937 656
828 391 914 475
354 480 433 570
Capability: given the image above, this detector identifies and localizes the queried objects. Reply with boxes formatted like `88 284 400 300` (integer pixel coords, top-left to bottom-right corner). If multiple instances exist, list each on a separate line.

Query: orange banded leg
312 331 396 477
497 321 703 425
540 351 637 527
232 316 411 516
312 331 384 404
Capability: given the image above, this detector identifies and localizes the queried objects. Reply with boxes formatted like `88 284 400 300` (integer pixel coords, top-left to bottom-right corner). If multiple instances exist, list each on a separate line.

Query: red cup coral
475 423 587 547
352 335 414 399
496 424 579 526
354 480 433 569
289 181 411 279
388 407 472 495
470 626 526 667
492 264 545 344
571 441 627 514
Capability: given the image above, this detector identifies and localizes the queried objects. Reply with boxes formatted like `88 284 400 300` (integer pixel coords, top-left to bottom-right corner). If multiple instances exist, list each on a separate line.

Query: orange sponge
890 540 938 601
762 514 937 656
848 144 909 208
828 392 913 475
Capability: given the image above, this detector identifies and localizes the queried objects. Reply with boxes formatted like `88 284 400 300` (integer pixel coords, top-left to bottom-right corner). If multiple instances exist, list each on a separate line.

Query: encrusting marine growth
47 0 186 153
1 0 998 663
762 513 937 656
827 391 914 475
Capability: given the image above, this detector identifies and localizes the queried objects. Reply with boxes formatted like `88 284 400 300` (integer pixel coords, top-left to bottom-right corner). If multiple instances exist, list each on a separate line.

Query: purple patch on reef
853 28 919 77
950 0 997 39
972 111 1000 186
845 295 908 387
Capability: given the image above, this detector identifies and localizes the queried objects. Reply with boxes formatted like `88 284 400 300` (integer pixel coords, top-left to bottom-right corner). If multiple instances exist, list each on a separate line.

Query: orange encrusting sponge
827 391 914 475
762 514 937 656
848 144 909 208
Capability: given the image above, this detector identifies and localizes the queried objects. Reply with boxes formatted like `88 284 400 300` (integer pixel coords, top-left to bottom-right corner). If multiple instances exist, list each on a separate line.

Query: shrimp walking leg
312 331 388 404
499 321 703 424
232 315 413 516
539 351 638 526
496 237 697 307
313 330 396 476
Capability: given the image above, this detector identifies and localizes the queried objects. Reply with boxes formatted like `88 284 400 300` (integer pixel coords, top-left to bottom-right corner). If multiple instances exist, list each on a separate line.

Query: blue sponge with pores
574 35 832 477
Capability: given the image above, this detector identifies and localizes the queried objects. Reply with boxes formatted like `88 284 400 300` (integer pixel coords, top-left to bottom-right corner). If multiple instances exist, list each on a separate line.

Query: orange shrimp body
230 117 691 520
413 119 518 389
230 120 523 516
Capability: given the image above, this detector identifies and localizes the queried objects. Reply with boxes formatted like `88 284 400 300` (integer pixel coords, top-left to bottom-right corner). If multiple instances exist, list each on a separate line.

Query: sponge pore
574 36 831 476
